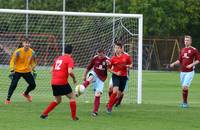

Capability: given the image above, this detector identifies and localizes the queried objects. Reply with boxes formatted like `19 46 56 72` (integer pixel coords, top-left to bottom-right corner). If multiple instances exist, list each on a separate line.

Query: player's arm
170 51 182 68
82 58 94 81
108 67 114 73
170 60 180 68
126 55 133 69
69 67 76 84
126 63 133 69
186 60 199 69
30 51 37 79
9 50 19 72
108 69 121 76
82 69 89 81
186 50 200 69
107 58 121 76
107 59 113 73
108 66 121 76
30 51 37 71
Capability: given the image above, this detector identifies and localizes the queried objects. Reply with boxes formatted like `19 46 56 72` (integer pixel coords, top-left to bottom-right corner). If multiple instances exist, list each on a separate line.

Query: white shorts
88 71 104 93
109 77 128 91
180 71 194 87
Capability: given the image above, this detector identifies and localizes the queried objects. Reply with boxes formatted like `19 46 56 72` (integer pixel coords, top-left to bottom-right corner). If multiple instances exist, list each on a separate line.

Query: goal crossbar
0 9 142 18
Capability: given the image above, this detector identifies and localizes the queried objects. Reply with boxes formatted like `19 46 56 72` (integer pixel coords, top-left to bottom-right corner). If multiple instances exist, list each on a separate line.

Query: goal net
0 9 142 104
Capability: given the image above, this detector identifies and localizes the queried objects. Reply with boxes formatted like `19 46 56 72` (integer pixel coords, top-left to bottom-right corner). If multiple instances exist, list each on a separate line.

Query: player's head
114 40 124 54
22 37 30 49
64 44 73 54
97 49 105 58
184 35 192 47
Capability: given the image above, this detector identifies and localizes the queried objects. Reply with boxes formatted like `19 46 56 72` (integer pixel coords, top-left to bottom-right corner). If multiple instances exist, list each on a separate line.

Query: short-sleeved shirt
179 47 199 72
110 52 132 76
86 55 109 81
51 55 74 85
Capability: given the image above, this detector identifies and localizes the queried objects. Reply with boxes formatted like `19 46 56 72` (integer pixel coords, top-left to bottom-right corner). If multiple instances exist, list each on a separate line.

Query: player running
40 44 79 121
106 41 132 114
107 45 132 107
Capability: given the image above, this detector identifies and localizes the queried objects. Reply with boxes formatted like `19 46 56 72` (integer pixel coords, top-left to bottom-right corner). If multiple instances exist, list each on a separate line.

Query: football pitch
0 70 200 130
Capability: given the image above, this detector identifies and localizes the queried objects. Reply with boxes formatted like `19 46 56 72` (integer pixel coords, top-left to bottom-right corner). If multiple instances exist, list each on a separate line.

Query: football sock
42 101 58 115
113 97 119 105
182 89 188 104
108 93 117 110
70 100 77 119
83 80 90 88
108 90 112 97
93 96 100 113
115 93 124 105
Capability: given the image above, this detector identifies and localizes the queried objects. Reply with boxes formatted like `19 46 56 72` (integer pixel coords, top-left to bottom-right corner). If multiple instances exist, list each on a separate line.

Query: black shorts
112 74 128 92
52 84 72 96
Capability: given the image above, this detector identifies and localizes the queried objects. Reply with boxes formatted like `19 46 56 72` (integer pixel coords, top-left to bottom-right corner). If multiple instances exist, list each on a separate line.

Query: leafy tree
0 0 199 46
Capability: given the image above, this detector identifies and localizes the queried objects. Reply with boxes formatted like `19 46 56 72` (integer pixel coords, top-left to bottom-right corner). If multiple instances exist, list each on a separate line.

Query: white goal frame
0 9 143 104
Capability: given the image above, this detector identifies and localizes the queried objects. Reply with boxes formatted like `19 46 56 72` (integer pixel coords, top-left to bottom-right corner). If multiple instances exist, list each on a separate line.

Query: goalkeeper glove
9 70 15 80
32 70 37 79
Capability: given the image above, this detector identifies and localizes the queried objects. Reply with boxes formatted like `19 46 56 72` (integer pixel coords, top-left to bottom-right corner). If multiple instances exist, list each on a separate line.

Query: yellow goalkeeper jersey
10 47 36 73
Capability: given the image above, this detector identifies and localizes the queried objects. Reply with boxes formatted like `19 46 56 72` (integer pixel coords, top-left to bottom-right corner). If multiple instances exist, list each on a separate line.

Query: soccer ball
75 84 85 97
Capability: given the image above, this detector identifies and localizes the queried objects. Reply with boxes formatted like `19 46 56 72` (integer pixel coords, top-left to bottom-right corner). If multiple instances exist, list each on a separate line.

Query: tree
0 0 199 46
129 0 200 47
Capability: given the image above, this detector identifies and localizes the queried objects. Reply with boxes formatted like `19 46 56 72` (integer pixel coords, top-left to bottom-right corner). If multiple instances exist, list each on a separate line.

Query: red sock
83 80 90 88
182 89 188 103
108 90 112 97
42 101 58 116
70 100 77 119
116 93 124 105
113 97 119 105
108 93 117 110
93 96 100 113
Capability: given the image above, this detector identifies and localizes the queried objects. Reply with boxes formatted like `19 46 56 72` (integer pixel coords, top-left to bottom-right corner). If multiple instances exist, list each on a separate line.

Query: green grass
0 69 200 130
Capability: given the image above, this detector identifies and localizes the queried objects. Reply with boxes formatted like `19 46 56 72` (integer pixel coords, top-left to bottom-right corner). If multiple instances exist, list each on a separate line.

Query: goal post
0 9 143 104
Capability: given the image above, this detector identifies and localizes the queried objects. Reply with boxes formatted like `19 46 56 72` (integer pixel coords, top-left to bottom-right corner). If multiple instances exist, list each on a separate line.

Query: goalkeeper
5 38 37 104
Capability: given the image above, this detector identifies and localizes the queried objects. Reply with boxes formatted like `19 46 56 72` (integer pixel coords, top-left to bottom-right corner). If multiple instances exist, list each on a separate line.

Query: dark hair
115 41 124 48
97 48 105 53
64 44 73 54
184 35 192 42
22 37 29 42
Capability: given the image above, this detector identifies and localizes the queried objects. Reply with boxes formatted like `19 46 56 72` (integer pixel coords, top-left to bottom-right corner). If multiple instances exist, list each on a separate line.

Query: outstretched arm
170 60 180 68
82 69 89 81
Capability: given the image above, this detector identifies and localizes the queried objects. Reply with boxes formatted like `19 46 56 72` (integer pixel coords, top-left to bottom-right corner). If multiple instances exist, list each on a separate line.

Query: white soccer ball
75 84 85 97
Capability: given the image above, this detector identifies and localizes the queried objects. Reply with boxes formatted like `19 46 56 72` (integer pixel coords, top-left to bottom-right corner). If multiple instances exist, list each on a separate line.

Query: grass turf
0 70 200 130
